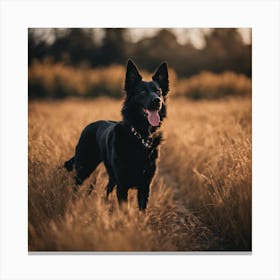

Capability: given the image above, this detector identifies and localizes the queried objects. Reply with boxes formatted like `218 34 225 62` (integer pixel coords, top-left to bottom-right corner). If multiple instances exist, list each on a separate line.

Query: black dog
64 59 169 210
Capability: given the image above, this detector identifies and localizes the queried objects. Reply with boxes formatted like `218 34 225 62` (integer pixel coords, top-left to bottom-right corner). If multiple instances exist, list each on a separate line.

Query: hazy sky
33 28 251 49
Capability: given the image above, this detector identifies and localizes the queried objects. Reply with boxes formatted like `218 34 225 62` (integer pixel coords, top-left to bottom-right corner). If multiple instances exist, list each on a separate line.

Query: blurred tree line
28 28 251 78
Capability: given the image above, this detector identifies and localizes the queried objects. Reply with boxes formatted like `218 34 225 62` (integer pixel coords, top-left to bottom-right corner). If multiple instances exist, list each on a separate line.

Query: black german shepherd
64 59 169 210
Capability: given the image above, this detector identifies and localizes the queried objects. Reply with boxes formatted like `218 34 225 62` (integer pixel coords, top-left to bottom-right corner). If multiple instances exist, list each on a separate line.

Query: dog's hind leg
74 167 94 190
116 186 128 208
137 185 150 211
106 178 116 199
74 160 101 192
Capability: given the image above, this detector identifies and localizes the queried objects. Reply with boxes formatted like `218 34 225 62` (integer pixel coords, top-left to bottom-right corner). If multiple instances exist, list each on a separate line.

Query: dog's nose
151 97 161 106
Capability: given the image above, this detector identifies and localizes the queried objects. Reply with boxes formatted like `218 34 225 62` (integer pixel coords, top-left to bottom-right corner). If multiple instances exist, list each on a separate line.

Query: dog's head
122 59 169 129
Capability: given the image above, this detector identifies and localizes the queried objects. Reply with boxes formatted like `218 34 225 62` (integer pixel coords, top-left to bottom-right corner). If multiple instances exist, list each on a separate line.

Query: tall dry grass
28 62 125 98
28 62 251 99
28 97 251 251
176 71 252 99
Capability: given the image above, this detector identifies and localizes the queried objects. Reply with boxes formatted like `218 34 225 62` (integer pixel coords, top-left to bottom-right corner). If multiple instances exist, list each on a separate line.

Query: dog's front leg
137 185 150 211
116 186 128 208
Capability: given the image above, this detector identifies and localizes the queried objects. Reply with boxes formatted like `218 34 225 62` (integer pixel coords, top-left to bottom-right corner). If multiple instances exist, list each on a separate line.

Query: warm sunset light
28 28 252 252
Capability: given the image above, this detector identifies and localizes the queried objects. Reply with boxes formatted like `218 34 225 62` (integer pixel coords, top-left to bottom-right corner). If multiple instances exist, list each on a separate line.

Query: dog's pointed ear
124 59 142 93
152 62 169 96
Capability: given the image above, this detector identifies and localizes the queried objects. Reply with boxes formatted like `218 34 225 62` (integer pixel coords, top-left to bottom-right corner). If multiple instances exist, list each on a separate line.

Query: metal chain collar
130 126 153 149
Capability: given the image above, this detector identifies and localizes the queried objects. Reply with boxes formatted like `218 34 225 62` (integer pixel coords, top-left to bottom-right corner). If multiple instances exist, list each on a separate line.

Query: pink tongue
146 110 160 126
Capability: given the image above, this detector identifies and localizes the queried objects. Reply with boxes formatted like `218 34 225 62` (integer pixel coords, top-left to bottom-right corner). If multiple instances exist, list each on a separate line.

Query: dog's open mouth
144 109 160 127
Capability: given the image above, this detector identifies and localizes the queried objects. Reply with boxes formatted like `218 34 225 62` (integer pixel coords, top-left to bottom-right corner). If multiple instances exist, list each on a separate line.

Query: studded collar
130 126 153 149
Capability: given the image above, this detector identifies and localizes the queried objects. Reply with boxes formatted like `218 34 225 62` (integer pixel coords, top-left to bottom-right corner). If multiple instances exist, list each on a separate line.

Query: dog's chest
115 144 157 182
123 146 154 168
112 124 160 184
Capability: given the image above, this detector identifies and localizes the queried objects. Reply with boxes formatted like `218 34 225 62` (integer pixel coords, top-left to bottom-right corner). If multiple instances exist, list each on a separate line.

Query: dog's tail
64 157 75 172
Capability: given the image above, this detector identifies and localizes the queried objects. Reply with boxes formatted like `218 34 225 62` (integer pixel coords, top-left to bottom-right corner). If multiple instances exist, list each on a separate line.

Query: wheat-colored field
28 96 251 251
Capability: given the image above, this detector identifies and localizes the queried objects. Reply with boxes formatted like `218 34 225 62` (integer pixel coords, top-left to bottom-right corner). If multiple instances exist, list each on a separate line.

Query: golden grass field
28 96 251 251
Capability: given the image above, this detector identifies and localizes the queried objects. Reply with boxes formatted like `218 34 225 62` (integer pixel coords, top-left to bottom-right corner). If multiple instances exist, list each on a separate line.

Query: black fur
64 59 169 210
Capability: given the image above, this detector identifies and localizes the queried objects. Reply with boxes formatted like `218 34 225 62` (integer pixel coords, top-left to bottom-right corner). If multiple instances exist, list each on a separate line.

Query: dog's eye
156 90 161 96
